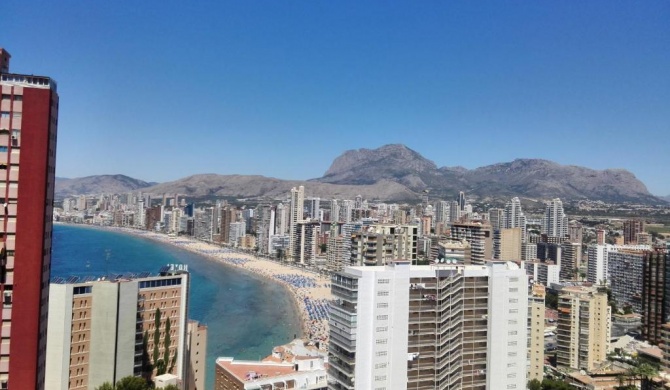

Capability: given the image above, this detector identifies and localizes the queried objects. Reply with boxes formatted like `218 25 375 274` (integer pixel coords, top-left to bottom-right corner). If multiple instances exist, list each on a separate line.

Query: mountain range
55 144 666 204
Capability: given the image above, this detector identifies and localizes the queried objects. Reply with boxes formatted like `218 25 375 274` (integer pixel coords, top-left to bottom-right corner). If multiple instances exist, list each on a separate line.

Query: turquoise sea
51 224 302 390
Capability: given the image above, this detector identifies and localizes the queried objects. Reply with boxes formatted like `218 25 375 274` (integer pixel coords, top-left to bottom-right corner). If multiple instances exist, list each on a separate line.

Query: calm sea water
51 224 302 389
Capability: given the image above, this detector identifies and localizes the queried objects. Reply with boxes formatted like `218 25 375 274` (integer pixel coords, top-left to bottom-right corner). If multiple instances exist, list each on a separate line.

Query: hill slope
55 175 155 198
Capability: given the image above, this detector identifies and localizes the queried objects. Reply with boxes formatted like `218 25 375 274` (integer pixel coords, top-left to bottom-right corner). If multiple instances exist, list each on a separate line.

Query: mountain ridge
55 174 155 198
55 145 664 204
314 144 658 204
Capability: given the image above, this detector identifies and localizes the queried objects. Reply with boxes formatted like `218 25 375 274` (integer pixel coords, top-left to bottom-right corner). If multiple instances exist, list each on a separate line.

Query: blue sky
5 1 670 194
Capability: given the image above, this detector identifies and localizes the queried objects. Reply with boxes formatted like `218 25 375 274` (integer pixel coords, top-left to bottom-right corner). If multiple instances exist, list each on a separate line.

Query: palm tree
636 363 658 390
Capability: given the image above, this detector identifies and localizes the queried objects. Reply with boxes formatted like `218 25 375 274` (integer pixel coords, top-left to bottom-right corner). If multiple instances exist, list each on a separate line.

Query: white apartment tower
330 199 341 223
275 202 288 236
541 198 568 238
289 186 305 259
328 261 528 390
504 197 527 242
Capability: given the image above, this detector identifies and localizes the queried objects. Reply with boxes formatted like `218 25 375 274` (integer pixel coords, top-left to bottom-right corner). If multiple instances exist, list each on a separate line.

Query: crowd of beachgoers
113 227 332 350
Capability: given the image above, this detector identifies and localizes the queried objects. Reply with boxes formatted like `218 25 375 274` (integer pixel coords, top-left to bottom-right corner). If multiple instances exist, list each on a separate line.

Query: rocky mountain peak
321 144 437 185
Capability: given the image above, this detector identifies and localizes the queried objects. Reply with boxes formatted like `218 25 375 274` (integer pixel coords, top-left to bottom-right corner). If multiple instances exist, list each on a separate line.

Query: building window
376 326 388 332
376 339 388 345
378 279 390 284
0 112 8 119
376 351 387 357
377 303 388 309
376 315 388 321
0 147 6 153
377 291 389 296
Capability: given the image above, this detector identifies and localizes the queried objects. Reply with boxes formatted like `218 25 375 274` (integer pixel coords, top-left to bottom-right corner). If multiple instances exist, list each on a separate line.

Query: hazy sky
5 1 670 194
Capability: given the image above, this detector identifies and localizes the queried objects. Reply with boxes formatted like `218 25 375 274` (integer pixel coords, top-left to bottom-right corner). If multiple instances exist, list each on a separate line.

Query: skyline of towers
0 48 59 389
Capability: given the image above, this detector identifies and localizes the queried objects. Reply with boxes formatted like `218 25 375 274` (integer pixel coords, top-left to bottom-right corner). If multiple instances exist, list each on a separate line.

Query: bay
51 224 302 389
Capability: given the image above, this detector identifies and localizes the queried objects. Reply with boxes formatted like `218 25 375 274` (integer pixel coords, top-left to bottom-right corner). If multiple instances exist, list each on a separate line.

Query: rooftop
1 73 57 91
216 358 297 382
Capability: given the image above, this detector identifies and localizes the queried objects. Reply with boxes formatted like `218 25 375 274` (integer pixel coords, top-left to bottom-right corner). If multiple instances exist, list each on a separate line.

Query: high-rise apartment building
450 221 492 265
327 225 347 273
330 200 341 223
560 242 582 281
528 284 545 382
541 198 568 239
289 186 305 260
434 201 450 227
488 208 504 232
623 219 645 245
499 228 522 261
0 48 59 389
504 197 527 242
568 222 583 245
275 203 288 236
255 203 272 255
328 260 528 390
587 245 609 285
641 251 670 345
556 286 610 371
45 268 190 389
305 197 321 221
458 191 466 211
350 224 418 266
185 321 207 390
608 248 649 312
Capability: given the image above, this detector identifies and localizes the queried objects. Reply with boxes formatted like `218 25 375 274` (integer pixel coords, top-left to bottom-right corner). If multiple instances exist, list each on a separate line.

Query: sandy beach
108 227 332 350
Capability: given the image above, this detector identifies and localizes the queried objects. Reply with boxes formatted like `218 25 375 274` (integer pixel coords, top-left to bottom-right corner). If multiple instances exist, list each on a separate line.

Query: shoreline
57 223 331 350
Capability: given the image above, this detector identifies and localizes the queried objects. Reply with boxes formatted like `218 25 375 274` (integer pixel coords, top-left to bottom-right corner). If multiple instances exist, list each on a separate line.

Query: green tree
94 383 114 390
115 375 148 390
319 243 327 253
141 330 152 374
162 385 180 390
634 362 658 390
153 308 161 365
527 378 542 390
541 378 575 390
545 291 558 310
161 317 171 375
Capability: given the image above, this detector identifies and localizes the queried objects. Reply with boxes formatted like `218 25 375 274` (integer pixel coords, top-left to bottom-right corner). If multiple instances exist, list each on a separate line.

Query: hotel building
328 260 528 390
45 268 191 390
0 48 59 389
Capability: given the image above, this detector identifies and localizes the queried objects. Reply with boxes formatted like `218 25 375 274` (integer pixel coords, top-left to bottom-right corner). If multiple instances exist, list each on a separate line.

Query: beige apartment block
556 286 611 372
185 320 208 390
500 227 522 261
